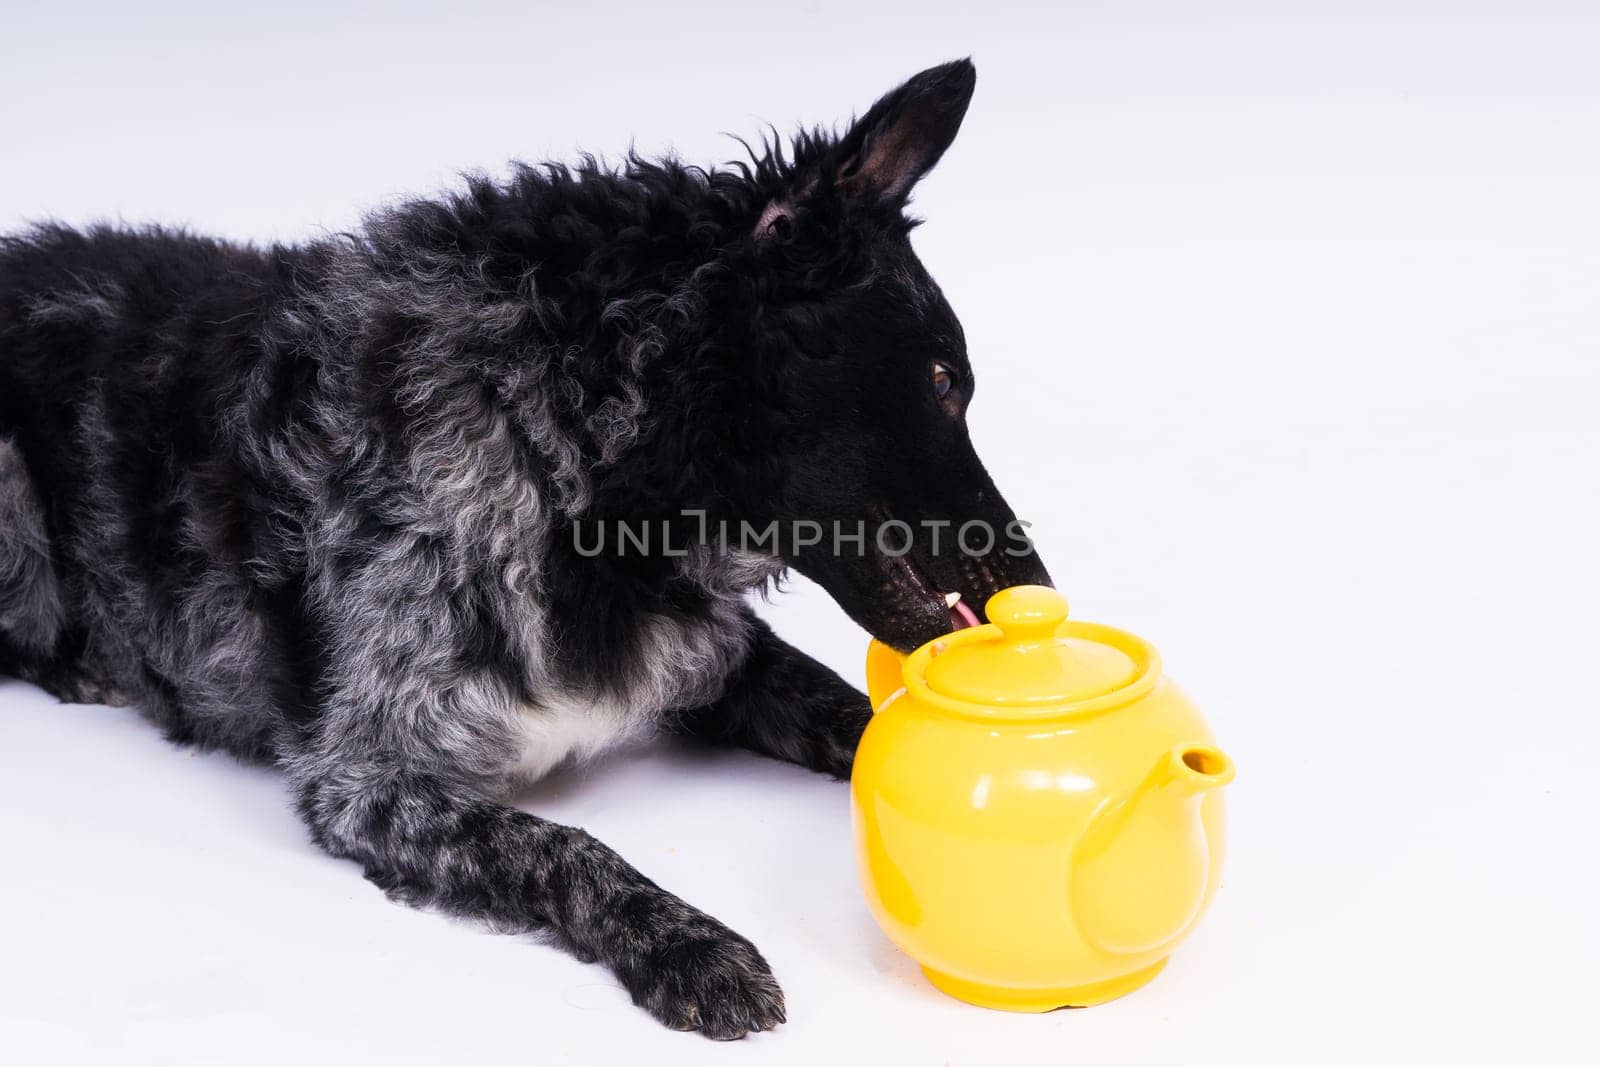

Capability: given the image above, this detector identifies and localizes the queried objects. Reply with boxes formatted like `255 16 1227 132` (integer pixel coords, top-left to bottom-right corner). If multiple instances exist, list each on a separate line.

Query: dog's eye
932 362 955 400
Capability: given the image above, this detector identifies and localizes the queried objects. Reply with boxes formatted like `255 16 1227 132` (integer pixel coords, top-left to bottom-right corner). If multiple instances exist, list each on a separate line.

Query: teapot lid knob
986 585 1069 644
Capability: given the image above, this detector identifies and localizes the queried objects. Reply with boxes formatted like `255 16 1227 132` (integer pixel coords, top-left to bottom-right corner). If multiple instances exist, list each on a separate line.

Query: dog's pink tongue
945 592 981 631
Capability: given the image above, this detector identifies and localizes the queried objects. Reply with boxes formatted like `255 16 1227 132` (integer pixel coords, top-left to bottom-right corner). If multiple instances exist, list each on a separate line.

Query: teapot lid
917 586 1160 716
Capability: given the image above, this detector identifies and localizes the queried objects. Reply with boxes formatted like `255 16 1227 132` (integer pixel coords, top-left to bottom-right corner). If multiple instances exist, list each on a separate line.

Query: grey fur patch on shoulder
0 436 63 653
21 276 124 325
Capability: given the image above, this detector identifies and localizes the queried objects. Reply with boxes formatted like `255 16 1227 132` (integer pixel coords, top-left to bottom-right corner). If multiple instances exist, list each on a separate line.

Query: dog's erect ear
752 59 975 240
834 59 976 203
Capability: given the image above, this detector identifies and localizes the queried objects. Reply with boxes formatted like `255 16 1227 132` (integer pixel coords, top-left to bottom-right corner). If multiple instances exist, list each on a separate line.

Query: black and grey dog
0 60 1048 1038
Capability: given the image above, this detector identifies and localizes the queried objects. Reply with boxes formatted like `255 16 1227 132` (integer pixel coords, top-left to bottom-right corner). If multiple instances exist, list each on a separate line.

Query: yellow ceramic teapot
853 585 1234 1011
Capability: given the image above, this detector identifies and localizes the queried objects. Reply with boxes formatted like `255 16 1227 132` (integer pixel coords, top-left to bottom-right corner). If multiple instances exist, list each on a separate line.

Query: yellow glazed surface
853 586 1234 1011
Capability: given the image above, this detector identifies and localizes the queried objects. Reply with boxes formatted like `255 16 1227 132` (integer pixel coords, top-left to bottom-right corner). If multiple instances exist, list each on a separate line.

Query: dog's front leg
675 612 871 780
289 567 786 1041
292 754 786 1039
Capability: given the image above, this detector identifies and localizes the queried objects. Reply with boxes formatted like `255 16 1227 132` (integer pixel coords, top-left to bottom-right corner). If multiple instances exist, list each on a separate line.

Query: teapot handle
865 639 907 714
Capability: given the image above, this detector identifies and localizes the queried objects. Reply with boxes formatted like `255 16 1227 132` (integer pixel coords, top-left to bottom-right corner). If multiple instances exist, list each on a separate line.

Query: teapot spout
865 639 910 714
1070 742 1235 956
1159 744 1236 796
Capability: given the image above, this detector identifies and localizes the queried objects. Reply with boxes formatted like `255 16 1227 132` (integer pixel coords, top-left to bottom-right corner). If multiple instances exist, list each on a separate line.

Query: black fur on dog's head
693 59 1053 650
369 59 1052 653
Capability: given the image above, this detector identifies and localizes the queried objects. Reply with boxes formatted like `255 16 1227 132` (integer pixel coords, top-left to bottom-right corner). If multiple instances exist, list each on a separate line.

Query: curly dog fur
0 59 1048 1038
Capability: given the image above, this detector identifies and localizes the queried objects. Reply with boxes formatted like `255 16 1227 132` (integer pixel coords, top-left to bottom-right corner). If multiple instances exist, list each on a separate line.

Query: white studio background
2 1 1596 1064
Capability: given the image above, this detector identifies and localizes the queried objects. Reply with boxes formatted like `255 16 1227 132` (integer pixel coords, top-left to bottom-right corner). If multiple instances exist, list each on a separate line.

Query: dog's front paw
816 688 873 781
622 919 786 1040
